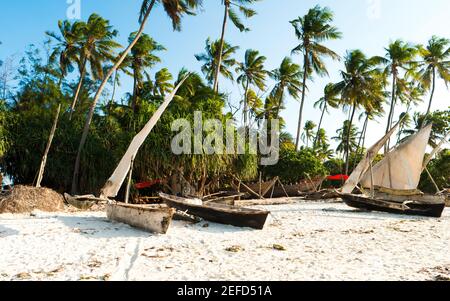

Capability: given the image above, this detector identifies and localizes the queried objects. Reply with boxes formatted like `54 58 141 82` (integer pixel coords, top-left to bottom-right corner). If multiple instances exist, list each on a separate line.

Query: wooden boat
64 193 105 210
340 192 446 218
106 202 175 234
159 193 270 230
340 124 446 218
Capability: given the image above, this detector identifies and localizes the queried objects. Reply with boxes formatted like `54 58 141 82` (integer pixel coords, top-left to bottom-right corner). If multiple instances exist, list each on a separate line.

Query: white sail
100 76 188 198
359 124 432 190
341 120 401 194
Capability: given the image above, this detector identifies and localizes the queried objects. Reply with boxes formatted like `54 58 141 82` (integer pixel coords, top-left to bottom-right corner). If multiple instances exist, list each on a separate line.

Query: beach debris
15 272 31 280
225 245 244 253
202 223 210 228
0 185 64 214
273 244 286 251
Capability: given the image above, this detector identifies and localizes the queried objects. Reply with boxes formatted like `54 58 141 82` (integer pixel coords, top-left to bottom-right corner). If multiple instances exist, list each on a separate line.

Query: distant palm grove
0 1 449 196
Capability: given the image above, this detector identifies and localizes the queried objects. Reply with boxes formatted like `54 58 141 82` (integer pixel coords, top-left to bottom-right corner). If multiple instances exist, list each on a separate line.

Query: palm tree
128 32 165 112
72 0 202 194
46 20 82 84
195 38 238 87
417 36 450 118
49 14 121 118
379 40 418 149
314 128 333 160
332 120 359 159
313 83 339 148
290 5 342 150
153 68 174 97
269 57 303 119
236 49 267 127
301 120 316 148
332 50 385 174
214 0 259 92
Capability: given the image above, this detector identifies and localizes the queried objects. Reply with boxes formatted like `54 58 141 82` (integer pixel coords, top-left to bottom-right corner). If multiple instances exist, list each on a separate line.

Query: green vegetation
0 3 449 196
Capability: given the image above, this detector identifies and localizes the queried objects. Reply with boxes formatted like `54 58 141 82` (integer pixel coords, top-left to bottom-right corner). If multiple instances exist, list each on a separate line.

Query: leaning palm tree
72 0 203 194
214 0 260 92
291 5 342 150
417 36 450 118
195 38 238 87
269 57 303 119
332 50 385 174
379 40 418 149
128 32 165 112
236 49 267 127
313 83 339 148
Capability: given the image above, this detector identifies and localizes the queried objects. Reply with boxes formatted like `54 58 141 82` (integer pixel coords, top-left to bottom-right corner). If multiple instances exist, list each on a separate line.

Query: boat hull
106 203 174 234
160 193 269 229
340 193 446 218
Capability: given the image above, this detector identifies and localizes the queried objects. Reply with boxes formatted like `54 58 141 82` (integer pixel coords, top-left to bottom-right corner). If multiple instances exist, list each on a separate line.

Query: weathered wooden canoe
64 193 105 210
106 203 175 234
339 192 446 218
159 193 270 230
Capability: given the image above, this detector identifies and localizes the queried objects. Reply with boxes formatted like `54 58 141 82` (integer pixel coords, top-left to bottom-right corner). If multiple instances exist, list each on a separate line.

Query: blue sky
1 0 449 149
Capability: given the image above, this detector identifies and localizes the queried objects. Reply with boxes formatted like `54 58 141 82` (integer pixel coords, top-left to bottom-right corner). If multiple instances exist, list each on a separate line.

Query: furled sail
100 76 188 198
359 124 432 190
341 120 401 194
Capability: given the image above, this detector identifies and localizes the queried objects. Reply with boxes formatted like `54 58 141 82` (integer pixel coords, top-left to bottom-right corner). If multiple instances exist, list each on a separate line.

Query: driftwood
36 104 61 188
173 210 202 223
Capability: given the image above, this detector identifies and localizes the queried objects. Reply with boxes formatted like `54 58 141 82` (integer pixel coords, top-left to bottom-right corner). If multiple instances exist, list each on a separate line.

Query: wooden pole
369 154 375 198
36 104 61 188
125 156 135 204
425 167 440 193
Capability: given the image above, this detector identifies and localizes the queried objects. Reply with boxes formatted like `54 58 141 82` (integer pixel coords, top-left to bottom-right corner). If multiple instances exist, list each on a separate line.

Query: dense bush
420 150 450 193
262 147 327 183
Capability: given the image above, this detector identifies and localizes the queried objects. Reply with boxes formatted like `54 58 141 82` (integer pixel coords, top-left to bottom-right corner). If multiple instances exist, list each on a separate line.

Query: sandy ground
1 200 449 281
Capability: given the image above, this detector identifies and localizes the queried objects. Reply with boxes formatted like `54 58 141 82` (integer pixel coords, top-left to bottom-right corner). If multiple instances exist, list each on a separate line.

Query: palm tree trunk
345 104 357 175
36 104 62 188
132 73 138 113
295 52 309 150
313 104 326 148
243 79 249 128
69 59 87 120
71 0 156 194
384 73 397 153
213 2 229 93
353 114 368 169
108 70 118 116
424 66 436 123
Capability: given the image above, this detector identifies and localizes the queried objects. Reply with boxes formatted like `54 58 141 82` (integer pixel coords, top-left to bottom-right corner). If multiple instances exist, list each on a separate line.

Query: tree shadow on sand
0 224 19 237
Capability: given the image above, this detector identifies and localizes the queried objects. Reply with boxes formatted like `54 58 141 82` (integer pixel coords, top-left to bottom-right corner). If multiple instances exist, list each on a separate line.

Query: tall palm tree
236 49 267 127
269 57 303 119
50 14 121 118
379 40 418 149
72 0 203 194
214 0 259 92
195 38 238 87
290 5 342 150
332 50 385 174
128 32 165 112
313 83 339 148
46 20 82 83
417 36 450 119
301 120 316 148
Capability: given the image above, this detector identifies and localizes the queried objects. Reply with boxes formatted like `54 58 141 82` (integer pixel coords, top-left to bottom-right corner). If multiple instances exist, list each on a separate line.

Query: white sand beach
1 200 449 281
